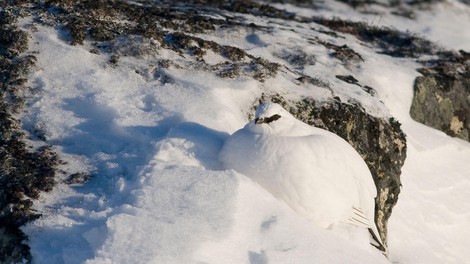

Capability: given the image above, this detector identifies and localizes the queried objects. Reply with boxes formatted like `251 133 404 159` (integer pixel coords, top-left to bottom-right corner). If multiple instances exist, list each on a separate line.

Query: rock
312 17 441 58
0 226 31 264
410 51 470 141
0 5 59 263
318 41 364 69
63 172 91 185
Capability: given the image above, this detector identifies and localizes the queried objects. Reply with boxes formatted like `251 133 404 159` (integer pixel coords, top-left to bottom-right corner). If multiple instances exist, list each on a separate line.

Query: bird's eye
267 114 281 123
255 114 281 124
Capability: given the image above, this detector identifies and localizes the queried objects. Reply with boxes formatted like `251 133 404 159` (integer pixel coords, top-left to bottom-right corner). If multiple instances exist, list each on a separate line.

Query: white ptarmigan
219 102 385 252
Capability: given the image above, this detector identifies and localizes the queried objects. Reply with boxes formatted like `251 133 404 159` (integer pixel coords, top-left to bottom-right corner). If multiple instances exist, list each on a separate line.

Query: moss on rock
411 51 470 141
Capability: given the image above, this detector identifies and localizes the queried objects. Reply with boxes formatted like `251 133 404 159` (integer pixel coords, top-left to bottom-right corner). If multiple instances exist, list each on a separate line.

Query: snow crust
19 1 470 263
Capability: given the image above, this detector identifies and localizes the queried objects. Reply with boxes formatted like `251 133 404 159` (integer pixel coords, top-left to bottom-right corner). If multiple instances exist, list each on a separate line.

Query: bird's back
219 126 376 229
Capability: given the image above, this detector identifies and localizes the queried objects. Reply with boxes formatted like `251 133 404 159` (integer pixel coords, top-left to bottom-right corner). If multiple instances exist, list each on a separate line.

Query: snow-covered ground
19 1 470 263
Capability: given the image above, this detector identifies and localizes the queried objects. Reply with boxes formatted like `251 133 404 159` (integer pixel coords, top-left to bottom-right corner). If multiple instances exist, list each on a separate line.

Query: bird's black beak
255 114 281 124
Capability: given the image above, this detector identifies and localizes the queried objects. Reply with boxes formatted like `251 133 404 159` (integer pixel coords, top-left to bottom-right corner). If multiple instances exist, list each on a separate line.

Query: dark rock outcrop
410 51 470 141
308 4 470 142
312 17 442 58
0 6 59 264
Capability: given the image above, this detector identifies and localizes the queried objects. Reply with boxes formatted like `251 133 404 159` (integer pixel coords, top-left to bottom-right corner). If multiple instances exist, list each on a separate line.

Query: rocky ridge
0 6 58 263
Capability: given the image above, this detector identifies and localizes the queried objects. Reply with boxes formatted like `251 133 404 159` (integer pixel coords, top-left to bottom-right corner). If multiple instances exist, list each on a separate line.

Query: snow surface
19 1 470 264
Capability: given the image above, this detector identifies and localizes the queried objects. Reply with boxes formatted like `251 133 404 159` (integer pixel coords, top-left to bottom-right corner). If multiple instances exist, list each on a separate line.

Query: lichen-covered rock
312 17 441 58
267 94 407 246
410 51 470 141
0 5 59 264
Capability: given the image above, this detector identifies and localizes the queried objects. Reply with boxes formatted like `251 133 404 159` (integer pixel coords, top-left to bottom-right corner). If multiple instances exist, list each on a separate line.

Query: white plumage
219 102 385 251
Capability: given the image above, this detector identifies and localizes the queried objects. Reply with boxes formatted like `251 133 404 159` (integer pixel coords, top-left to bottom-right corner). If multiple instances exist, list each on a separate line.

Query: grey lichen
410 51 470 141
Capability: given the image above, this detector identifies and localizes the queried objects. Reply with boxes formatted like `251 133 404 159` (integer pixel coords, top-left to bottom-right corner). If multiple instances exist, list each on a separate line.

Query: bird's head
244 102 314 136
246 103 295 135
254 103 287 124
254 113 281 124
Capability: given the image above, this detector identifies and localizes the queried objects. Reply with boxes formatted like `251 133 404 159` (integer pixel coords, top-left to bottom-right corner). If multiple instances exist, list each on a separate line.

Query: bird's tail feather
346 207 371 228
347 207 387 255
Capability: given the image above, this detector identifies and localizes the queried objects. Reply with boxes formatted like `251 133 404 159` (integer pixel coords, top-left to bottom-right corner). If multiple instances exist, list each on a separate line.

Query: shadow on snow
31 94 230 263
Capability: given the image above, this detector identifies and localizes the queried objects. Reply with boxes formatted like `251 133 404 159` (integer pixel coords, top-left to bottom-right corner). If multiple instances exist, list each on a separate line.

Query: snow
375 1 470 51
389 128 470 264
277 0 470 51
18 1 470 264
